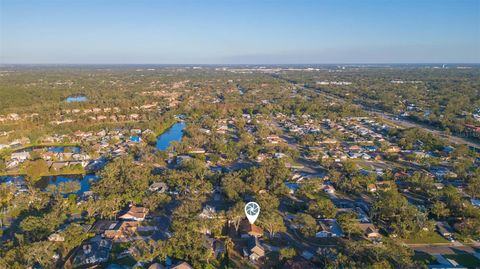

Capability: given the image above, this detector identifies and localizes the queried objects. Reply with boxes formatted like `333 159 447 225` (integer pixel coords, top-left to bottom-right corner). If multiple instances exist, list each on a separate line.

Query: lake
13 145 81 154
156 122 186 151
35 174 99 195
1 174 98 195
47 146 81 154
66 95 88 103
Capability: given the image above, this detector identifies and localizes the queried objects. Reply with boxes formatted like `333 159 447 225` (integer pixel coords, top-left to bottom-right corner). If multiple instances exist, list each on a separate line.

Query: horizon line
1 62 480 66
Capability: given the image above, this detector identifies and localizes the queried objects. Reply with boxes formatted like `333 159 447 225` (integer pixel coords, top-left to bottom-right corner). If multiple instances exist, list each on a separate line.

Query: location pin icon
245 202 260 224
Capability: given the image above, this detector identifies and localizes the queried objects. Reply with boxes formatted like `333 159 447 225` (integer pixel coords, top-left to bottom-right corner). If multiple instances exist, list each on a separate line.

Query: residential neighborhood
0 65 479 269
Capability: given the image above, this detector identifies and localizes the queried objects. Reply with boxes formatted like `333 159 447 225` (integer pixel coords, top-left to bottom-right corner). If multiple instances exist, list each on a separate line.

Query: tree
372 189 426 237
57 181 81 195
178 158 208 179
466 175 480 199
20 215 53 241
130 239 166 262
142 193 171 212
63 224 92 253
226 201 245 232
256 192 279 214
221 173 246 201
430 201 450 219
23 159 49 181
93 156 151 204
0 157 6 172
308 199 337 219
0 184 14 227
29 151 41 161
293 213 317 238
279 247 296 261
337 212 360 239
455 218 480 238
27 241 59 268
259 211 286 238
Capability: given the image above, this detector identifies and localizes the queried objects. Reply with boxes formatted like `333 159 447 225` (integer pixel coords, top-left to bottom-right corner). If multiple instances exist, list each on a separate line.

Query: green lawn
444 254 480 269
403 231 449 244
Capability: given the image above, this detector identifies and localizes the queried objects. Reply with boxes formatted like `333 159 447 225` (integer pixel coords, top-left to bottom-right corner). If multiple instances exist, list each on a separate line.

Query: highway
280 75 480 150
363 108 480 150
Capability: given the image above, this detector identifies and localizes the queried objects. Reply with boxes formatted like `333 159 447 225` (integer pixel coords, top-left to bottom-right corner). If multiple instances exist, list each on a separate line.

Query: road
365 108 480 150
271 118 327 178
275 75 480 150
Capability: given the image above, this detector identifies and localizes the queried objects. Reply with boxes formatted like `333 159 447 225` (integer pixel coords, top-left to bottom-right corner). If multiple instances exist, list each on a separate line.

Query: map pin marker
245 202 260 224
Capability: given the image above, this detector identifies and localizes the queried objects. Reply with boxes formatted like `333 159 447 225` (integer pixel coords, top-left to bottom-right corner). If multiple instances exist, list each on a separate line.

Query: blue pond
47 146 81 154
156 122 186 151
66 95 88 103
35 174 99 195
13 146 81 154
1 174 98 195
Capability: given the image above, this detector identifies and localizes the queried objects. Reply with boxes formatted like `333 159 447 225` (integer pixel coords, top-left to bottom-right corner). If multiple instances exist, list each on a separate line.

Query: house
266 135 282 144
355 207 371 223
104 221 139 242
119 206 149 221
443 146 455 155
171 261 194 269
316 219 344 238
244 236 265 261
148 182 168 193
188 148 206 154
50 162 68 171
367 184 377 193
349 145 361 152
129 114 140 120
323 185 336 194
199 128 211 134
72 238 112 267
7 113 20 121
148 263 165 269
239 219 264 238
301 250 314 260
48 232 65 242
358 223 381 240
386 145 401 153
199 205 217 219
11 152 30 162
436 221 454 238
471 198 480 207
74 130 87 139
176 155 193 166
285 182 300 194
321 138 338 144
216 125 229 134
91 220 119 234
130 135 141 143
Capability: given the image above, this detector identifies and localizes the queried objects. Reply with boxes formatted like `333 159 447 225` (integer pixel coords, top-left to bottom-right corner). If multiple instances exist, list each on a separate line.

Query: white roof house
11 152 30 161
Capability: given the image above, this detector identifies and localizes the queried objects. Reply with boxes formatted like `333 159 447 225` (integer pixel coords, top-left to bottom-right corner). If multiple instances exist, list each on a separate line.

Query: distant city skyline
1 0 479 64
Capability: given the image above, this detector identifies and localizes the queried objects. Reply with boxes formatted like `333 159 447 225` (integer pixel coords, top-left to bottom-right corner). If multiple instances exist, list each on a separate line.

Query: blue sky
1 0 479 64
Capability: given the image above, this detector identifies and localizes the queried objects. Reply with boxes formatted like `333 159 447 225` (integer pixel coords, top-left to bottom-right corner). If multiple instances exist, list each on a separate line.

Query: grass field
403 231 449 244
